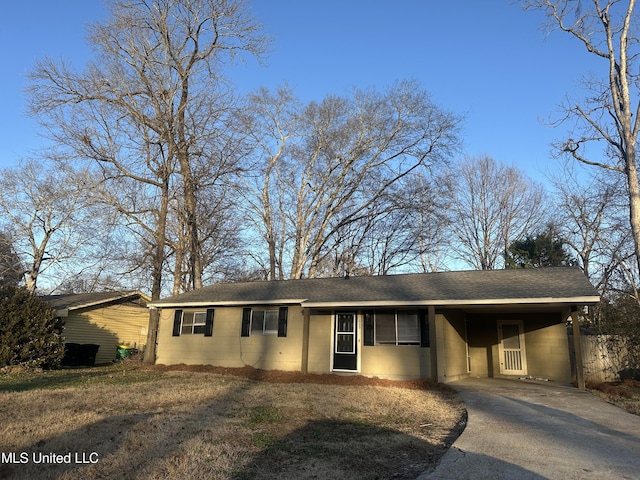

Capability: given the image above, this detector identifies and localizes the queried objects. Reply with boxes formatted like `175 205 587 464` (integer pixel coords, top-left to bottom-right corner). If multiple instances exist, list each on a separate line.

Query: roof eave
149 298 308 309
64 291 150 311
302 296 600 308
149 295 600 309
302 296 601 308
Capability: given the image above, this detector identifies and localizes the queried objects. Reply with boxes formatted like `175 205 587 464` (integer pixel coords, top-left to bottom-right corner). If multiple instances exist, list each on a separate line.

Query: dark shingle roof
42 291 149 311
151 267 599 308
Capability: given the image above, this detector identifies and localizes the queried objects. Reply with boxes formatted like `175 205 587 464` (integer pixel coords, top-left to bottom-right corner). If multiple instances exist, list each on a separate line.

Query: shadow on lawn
2 375 258 480
0 412 153 480
234 419 449 480
0 370 111 393
1 371 464 480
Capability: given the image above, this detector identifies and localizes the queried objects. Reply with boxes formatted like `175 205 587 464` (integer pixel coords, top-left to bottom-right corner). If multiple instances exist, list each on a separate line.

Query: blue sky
0 1 600 183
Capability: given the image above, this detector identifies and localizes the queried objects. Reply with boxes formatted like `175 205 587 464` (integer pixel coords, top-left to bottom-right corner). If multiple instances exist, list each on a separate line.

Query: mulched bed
146 362 455 393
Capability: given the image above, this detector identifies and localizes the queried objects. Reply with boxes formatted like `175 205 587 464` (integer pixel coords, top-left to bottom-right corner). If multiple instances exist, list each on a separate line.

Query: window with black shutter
420 310 430 347
368 309 422 346
363 311 375 346
241 307 289 336
241 308 251 337
277 307 288 337
204 309 215 337
172 310 183 336
172 309 214 336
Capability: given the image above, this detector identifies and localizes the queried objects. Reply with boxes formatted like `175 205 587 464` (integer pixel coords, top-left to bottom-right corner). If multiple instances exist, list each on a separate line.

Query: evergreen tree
505 232 574 269
0 285 64 369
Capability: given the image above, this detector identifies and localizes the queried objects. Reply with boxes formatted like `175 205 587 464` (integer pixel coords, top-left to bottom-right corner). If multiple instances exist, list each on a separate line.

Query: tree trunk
143 177 170 365
626 153 640 277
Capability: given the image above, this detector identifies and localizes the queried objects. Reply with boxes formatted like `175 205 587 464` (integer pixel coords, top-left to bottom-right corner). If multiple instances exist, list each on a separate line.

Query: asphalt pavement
419 377 640 480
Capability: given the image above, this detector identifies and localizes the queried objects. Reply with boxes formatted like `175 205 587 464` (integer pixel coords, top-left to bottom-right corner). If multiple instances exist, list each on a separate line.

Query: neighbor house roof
42 291 150 317
149 267 600 309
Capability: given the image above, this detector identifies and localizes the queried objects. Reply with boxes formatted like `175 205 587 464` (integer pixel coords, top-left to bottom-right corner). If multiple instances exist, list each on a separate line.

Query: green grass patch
245 405 282 425
251 431 277 449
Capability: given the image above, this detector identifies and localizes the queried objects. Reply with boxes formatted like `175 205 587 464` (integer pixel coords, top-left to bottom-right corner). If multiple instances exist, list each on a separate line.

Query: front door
498 320 527 375
333 312 358 371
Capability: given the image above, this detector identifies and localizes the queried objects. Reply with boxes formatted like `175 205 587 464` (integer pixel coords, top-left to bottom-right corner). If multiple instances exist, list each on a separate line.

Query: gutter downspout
428 305 438 382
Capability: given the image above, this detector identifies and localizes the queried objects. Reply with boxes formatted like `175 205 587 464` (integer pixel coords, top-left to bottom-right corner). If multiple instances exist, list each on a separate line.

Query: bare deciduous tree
550 164 631 292
525 0 640 282
27 0 268 362
0 232 23 287
447 155 547 270
0 160 101 293
323 173 451 276
167 183 244 294
403 172 453 273
239 85 300 280
243 81 462 279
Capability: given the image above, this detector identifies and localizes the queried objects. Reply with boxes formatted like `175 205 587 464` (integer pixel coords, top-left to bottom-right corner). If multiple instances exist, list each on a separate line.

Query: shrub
0 285 64 369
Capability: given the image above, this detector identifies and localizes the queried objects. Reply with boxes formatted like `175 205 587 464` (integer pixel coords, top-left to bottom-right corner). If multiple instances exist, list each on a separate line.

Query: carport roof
150 267 600 308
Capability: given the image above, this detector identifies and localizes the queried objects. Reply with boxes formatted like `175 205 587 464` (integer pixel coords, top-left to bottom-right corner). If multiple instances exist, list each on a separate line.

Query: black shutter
172 309 183 336
241 308 251 337
277 307 288 337
204 309 215 337
364 310 375 346
420 310 430 347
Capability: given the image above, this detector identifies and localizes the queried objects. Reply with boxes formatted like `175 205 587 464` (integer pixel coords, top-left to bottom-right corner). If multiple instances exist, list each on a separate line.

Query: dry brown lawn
0 363 465 480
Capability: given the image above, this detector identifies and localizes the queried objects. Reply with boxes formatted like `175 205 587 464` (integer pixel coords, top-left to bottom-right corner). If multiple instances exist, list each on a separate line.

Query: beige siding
308 311 431 380
524 319 571 383
438 311 469 382
154 305 573 383
157 308 433 380
63 301 148 365
156 306 304 371
361 346 430 380
306 313 331 374
467 312 571 383
468 316 497 378
308 313 430 379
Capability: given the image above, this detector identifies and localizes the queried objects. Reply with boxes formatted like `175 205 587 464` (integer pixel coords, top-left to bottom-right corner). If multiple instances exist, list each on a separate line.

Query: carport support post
301 308 310 374
428 305 438 382
570 306 585 390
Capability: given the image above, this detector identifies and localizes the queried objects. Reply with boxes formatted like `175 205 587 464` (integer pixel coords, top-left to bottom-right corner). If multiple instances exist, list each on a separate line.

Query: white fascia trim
151 296 600 309
300 296 601 308
149 299 308 308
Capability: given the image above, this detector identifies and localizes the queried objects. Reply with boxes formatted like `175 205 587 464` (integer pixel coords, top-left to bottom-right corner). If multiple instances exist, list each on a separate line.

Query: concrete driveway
421 377 640 480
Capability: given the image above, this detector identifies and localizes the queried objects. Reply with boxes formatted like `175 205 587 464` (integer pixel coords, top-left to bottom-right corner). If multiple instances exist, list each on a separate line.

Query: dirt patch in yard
0 363 465 479
587 379 640 416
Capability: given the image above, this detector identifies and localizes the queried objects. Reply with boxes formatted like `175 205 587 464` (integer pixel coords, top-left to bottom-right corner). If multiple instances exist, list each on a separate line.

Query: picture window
374 310 420 345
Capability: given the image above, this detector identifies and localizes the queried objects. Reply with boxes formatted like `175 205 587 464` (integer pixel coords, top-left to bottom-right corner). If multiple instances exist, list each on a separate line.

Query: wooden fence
568 334 629 383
